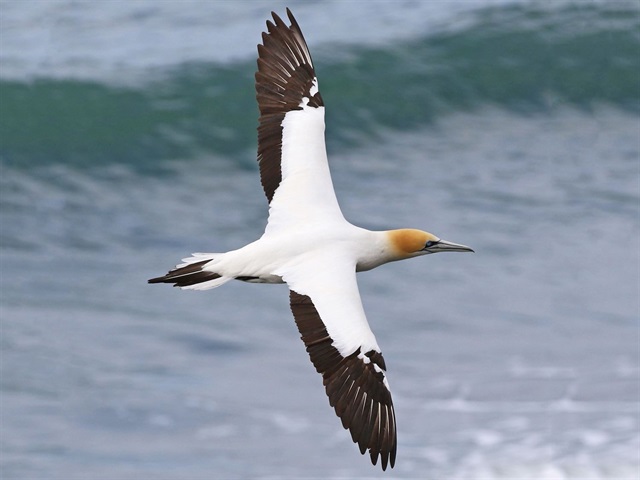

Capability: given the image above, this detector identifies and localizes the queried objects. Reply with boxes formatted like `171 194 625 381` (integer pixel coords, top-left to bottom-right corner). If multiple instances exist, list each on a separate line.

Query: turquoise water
2 2 638 168
1 1 639 479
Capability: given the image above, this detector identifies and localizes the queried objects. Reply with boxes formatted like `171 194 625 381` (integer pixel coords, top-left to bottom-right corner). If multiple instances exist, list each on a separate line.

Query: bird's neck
355 229 419 272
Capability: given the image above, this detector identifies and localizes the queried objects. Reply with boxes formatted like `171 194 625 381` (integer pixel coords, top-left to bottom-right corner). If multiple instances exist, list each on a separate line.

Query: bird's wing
279 253 397 470
256 9 345 232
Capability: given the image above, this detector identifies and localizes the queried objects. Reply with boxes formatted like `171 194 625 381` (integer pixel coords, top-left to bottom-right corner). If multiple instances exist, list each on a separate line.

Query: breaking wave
1 2 638 169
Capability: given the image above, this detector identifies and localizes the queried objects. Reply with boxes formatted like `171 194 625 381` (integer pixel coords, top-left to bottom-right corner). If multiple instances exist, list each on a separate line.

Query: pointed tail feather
148 256 231 290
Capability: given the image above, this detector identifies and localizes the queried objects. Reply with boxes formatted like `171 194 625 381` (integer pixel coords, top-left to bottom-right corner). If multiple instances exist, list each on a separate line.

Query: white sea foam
1 0 559 83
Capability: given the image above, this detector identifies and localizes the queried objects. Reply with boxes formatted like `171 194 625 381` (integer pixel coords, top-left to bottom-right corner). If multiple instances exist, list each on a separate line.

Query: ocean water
1 1 639 479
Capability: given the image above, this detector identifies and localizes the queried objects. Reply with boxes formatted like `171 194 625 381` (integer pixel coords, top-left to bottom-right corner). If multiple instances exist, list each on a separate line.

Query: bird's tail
148 253 232 290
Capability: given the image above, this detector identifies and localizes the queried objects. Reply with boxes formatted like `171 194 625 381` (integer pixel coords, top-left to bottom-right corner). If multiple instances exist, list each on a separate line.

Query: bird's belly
236 274 284 284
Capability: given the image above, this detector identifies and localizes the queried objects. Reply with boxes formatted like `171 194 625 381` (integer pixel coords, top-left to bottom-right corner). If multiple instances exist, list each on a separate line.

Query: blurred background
1 1 638 478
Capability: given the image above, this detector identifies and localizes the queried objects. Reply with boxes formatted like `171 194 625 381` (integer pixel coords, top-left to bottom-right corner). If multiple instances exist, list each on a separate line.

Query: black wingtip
268 8 299 32
370 450 393 471
286 7 295 25
381 452 389 471
270 10 283 26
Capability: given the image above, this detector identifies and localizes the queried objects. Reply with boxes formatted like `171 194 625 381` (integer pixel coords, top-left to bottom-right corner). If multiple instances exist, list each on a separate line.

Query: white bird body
150 9 472 471
189 227 393 283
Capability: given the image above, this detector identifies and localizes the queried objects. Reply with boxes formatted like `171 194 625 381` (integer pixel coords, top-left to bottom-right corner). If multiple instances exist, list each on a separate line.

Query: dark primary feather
289 291 397 470
255 8 324 203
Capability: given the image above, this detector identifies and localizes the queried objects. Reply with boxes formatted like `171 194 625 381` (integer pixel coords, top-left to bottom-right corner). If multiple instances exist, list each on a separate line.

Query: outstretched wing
256 9 345 232
280 254 397 470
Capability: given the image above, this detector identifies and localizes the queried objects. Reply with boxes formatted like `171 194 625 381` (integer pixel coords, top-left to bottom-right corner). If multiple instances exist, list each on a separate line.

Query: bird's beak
424 239 474 254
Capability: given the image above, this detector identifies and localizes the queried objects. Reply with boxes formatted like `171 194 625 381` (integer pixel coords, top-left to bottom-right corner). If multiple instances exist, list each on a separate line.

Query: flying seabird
149 9 473 470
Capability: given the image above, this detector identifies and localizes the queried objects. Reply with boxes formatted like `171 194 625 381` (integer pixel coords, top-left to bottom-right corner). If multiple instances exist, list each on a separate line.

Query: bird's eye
425 240 437 248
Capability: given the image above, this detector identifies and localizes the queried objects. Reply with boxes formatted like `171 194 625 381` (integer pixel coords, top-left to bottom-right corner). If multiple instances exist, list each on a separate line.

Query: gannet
149 9 473 470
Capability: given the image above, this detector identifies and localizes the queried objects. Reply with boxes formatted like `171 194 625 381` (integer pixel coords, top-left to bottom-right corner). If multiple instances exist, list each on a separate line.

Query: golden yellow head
387 229 474 258
388 229 438 255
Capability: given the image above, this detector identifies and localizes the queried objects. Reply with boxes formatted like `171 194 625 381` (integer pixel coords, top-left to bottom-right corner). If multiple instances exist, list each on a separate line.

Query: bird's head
387 229 474 259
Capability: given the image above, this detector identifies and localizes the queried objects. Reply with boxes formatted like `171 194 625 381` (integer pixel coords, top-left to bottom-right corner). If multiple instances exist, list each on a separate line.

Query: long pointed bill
425 239 474 254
